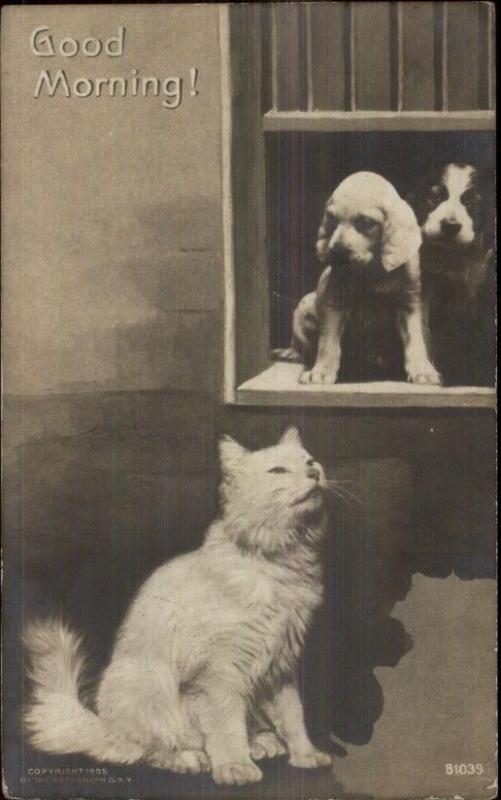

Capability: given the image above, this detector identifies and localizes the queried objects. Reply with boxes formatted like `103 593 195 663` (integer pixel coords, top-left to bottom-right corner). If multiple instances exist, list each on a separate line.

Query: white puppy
299 172 440 385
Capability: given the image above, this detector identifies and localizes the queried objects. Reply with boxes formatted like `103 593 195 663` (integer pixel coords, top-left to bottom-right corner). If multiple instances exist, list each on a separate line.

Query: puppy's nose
440 219 462 237
329 244 351 265
306 466 321 482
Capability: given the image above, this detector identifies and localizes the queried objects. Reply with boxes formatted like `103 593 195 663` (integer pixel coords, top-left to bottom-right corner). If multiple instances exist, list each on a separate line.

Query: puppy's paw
212 760 263 785
270 347 301 363
250 731 286 760
289 748 332 769
406 362 441 385
299 365 339 385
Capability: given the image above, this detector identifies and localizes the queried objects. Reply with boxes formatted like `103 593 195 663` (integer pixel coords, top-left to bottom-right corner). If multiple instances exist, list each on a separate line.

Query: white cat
24 427 332 786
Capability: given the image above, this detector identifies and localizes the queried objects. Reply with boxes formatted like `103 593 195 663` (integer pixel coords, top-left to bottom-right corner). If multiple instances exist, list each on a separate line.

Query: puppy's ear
316 266 332 311
381 197 422 271
316 212 331 264
405 190 416 208
316 196 335 264
476 167 495 244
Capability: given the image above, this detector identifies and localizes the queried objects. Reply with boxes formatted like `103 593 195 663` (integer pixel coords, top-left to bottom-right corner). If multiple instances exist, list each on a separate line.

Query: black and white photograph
1 3 497 799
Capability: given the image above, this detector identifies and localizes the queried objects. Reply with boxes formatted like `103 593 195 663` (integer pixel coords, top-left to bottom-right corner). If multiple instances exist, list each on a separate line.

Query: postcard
1 3 496 799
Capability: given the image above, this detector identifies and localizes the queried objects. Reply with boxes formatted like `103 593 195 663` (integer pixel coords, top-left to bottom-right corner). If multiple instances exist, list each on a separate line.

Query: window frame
220 4 496 408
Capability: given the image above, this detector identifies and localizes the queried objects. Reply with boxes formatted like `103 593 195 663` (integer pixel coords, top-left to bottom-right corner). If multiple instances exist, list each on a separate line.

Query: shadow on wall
305 446 495 749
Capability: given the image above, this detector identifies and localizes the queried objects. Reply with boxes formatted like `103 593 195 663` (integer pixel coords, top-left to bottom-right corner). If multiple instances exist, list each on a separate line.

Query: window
221 3 495 407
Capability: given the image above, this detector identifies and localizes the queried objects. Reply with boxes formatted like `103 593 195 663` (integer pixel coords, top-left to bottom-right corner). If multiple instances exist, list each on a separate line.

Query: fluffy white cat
24 427 332 785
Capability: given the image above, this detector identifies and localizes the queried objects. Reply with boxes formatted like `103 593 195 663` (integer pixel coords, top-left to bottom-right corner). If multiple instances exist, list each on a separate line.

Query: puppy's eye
460 190 480 206
267 466 289 474
323 213 338 235
354 215 378 234
427 186 447 206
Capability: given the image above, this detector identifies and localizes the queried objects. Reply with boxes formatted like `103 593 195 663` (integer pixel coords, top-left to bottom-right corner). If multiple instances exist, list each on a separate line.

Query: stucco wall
2 4 223 395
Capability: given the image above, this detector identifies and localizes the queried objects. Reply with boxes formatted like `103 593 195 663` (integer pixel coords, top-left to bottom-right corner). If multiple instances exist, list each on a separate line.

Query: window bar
304 2 314 111
270 3 278 111
441 1 448 111
396 2 404 112
259 4 273 114
348 2 356 111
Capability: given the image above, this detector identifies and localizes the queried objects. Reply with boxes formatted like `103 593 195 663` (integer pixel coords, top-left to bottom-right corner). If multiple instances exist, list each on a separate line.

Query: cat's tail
23 619 116 760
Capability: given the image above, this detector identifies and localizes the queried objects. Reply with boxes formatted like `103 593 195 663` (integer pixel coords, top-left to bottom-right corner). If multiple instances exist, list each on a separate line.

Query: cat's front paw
212 760 263 785
289 749 332 769
149 748 210 773
170 750 211 774
250 731 286 760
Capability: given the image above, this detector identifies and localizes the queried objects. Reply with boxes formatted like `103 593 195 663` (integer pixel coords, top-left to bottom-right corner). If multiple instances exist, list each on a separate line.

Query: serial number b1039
445 763 484 776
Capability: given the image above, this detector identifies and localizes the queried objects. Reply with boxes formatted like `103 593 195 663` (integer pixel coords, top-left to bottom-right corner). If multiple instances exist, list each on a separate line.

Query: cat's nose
306 466 320 482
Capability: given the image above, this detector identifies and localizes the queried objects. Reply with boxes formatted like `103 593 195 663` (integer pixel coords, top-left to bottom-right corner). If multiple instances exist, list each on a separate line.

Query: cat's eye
267 466 289 474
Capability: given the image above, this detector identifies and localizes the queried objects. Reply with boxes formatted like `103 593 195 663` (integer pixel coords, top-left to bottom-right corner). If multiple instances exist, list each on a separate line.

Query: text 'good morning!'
30 26 198 110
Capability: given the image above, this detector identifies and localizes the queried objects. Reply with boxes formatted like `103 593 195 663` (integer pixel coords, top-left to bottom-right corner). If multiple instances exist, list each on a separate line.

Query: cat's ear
279 427 303 447
219 435 247 473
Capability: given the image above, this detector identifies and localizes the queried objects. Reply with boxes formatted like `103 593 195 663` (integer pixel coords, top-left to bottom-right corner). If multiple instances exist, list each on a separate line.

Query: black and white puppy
410 163 495 386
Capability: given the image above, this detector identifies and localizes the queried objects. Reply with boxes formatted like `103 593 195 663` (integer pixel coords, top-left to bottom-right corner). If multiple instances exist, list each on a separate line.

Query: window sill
235 363 496 408
263 110 496 133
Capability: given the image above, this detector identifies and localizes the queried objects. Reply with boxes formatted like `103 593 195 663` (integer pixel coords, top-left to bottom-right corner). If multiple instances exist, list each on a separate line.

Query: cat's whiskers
325 480 363 506
330 479 360 489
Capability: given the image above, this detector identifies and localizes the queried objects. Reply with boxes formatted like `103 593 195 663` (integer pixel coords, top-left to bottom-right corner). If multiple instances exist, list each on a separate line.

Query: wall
2 4 223 396
1 6 224 788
